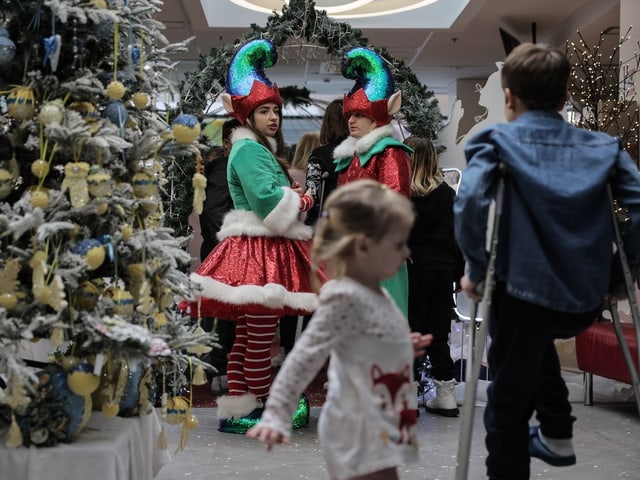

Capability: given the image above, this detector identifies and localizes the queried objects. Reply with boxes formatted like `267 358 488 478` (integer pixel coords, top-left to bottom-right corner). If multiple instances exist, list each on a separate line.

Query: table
0 410 170 480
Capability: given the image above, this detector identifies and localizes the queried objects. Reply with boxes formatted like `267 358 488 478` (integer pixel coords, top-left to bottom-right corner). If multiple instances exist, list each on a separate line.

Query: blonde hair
291 132 321 170
311 179 414 289
404 136 443 196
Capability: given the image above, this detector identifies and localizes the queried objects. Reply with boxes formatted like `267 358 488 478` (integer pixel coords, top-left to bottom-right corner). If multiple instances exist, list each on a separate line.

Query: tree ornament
68 101 101 134
29 250 51 305
121 223 133 241
164 396 188 425
192 172 206 215
30 187 49 208
67 362 101 396
0 168 15 200
6 86 36 121
132 171 159 212
31 159 50 179
0 258 21 310
105 286 135 316
74 280 101 311
43 34 62 72
103 100 128 129
91 0 107 8
171 114 201 144
73 238 106 271
0 28 16 67
106 80 126 100
132 92 149 109
87 165 113 214
39 100 65 125
61 162 90 208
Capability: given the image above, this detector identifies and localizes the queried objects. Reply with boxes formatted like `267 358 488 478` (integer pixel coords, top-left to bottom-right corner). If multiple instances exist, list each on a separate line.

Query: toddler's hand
246 424 290 451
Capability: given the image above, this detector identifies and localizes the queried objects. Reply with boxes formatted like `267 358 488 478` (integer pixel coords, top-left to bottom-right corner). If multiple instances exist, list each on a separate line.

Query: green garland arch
179 0 443 140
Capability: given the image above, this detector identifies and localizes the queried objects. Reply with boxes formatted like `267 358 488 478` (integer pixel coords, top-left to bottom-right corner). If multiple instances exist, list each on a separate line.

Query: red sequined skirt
182 235 322 320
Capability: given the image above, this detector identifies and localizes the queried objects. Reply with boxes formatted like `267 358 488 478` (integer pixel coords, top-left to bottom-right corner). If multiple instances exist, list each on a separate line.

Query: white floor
155 375 639 480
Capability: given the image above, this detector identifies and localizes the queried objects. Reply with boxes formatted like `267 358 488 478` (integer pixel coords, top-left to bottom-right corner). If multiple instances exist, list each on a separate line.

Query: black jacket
199 156 234 261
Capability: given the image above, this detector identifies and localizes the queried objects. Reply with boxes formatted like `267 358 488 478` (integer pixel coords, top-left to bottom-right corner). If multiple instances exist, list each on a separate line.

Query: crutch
455 166 506 480
606 185 640 415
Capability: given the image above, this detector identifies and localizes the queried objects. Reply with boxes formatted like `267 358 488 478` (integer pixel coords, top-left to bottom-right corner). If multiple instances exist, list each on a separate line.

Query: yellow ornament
171 114 201 144
132 172 159 212
75 280 101 311
0 258 21 310
153 311 169 327
67 364 101 396
132 92 149 109
164 396 189 425
68 101 101 134
61 162 91 208
192 172 207 215
121 224 133 241
39 101 64 125
91 0 107 7
0 292 17 310
186 414 199 429
106 287 134 316
60 356 79 371
31 159 49 179
30 188 49 208
106 80 126 101
6 85 35 121
85 245 106 270
102 401 119 417
87 166 112 199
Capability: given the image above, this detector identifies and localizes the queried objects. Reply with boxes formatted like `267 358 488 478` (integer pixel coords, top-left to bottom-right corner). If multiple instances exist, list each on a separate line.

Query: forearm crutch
606 185 640 415
455 167 506 480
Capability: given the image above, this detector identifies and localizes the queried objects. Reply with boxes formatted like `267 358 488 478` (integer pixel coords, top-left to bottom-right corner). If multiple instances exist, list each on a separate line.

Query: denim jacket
454 110 640 313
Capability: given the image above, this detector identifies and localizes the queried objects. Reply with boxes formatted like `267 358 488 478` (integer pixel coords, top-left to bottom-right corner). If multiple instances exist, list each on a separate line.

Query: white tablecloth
0 410 170 480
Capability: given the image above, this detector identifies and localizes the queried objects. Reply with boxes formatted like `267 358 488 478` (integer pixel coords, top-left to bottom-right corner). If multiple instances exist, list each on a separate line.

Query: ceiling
156 0 621 111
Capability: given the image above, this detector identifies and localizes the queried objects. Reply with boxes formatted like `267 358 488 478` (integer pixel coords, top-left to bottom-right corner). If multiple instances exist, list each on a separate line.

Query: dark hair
222 118 241 142
320 99 349 145
501 43 570 111
246 105 291 181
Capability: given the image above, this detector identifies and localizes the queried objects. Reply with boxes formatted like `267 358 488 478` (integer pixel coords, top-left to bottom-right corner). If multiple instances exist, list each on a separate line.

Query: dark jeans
279 315 311 354
407 266 456 381
484 283 597 480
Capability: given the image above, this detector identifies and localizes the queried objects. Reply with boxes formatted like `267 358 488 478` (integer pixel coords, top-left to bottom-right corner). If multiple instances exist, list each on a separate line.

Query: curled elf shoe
218 394 310 434
529 425 576 467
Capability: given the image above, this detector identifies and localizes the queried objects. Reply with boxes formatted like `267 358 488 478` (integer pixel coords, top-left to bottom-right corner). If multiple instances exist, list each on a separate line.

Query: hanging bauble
103 100 128 129
105 286 135 316
106 80 126 101
39 101 65 125
0 168 16 200
74 280 101 311
61 162 91 208
164 396 189 425
67 362 101 396
16 365 91 446
30 159 50 179
68 101 101 134
132 92 149 109
91 0 107 8
29 187 49 208
121 223 133 242
132 171 159 212
73 238 105 271
153 311 169 327
118 360 146 417
6 86 35 121
0 28 16 67
60 356 79 371
0 292 17 310
171 114 201 144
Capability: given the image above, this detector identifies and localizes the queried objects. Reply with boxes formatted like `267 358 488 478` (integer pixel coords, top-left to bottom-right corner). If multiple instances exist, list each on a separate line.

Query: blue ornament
0 28 16 67
74 238 102 256
103 101 128 128
118 361 146 417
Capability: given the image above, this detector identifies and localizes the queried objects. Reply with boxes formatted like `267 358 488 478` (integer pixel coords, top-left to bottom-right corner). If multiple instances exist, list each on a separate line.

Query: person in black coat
404 135 464 417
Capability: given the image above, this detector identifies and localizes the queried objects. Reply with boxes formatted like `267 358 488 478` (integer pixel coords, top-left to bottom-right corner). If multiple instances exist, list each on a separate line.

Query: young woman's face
347 112 375 139
252 102 281 137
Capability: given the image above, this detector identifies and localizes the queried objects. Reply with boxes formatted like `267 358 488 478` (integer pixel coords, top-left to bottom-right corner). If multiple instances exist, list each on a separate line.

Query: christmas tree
0 0 210 447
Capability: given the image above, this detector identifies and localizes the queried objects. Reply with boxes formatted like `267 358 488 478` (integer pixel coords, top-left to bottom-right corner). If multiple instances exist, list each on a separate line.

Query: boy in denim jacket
454 42 640 480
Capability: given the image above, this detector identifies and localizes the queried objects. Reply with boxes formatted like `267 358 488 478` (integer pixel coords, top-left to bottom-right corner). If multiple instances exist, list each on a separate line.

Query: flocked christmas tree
0 0 211 448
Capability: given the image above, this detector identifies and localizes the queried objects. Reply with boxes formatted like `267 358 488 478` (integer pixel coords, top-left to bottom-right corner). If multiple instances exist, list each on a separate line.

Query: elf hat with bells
221 39 282 126
341 47 402 127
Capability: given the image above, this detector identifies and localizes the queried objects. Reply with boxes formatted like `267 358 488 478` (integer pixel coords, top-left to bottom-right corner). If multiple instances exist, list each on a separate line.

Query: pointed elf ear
387 91 402 116
221 93 234 114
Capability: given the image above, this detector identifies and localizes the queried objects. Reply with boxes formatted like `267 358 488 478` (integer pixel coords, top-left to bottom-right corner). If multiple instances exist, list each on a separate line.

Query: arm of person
376 147 412 197
611 148 640 272
453 129 503 285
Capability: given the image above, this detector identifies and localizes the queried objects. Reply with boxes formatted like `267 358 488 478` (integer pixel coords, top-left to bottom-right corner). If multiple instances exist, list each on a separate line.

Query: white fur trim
230 127 277 153
217 209 312 240
216 393 259 419
263 187 305 235
333 124 395 159
190 273 319 312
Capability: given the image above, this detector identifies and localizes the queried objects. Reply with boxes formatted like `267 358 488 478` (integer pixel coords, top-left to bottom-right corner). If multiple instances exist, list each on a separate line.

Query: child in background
248 179 432 480
455 43 640 479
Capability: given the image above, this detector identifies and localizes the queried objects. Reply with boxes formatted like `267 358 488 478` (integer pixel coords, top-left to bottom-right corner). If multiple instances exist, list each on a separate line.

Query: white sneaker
425 379 460 417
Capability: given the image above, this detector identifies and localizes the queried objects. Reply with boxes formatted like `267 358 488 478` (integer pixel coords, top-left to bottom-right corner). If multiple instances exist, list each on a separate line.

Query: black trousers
484 283 597 480
201 317 236 376
407 265 455 381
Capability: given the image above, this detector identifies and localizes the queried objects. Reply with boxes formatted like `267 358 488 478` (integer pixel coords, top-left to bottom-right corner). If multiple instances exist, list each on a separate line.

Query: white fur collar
333 124 396 159
230 126 278 153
